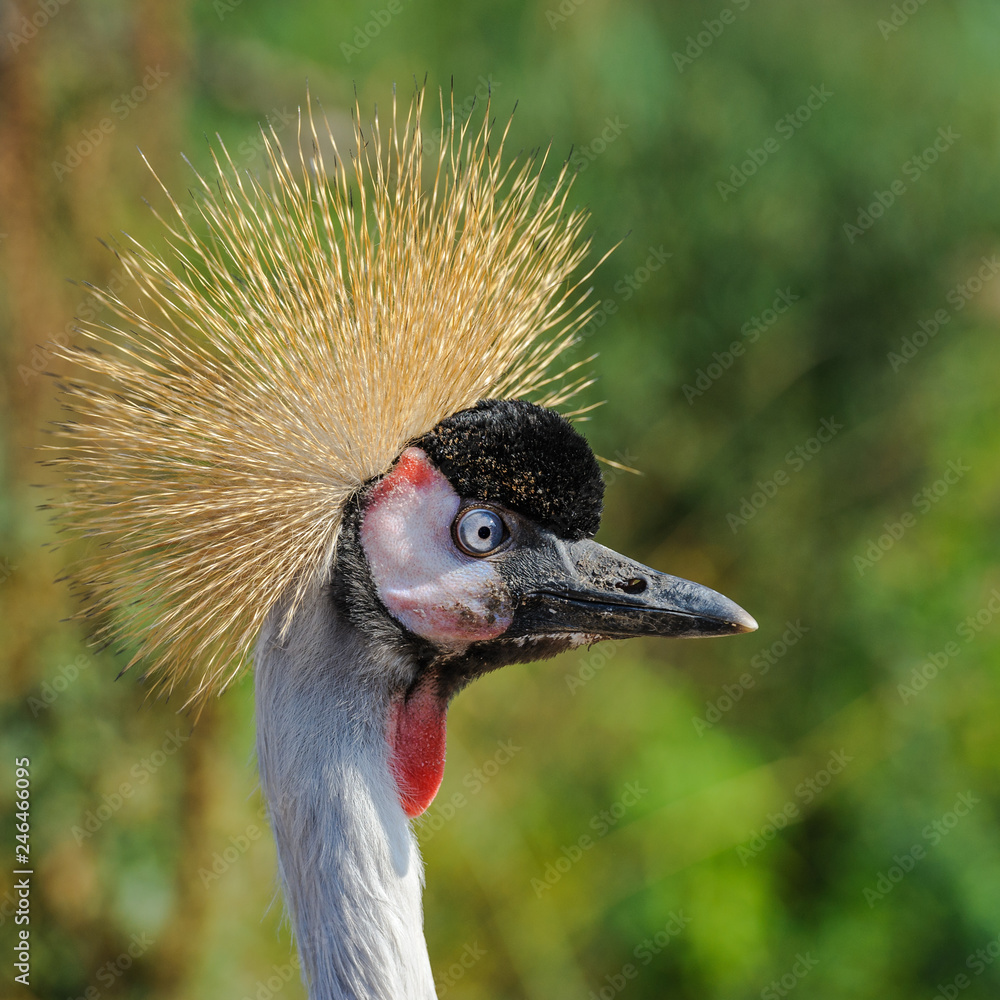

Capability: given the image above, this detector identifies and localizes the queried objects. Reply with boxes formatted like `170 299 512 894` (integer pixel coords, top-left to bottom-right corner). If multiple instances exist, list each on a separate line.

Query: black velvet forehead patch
414 399 604 541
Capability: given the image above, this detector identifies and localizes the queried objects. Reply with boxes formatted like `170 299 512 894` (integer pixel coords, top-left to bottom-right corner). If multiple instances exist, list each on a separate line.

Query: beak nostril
619 576 648 595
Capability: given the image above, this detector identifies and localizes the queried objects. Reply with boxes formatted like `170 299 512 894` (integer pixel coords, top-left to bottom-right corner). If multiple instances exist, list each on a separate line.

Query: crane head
338 398 756 816
53 89 755 733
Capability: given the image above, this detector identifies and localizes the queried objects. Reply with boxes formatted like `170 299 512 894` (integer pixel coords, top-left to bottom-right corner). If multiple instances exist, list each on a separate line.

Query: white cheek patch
359 447 514 647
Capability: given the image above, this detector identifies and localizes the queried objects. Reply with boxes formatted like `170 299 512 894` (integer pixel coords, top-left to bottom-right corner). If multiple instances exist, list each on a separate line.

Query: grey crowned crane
52 88 756 999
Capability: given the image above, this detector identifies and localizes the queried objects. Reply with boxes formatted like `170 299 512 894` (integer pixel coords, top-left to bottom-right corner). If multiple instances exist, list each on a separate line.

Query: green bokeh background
2 1 1000 998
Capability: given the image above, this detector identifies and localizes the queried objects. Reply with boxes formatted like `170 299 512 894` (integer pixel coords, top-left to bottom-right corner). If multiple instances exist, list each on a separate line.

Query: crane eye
453 507 509 556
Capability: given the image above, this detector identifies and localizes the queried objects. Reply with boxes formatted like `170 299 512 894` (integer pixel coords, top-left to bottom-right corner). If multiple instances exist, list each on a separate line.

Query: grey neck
254 584 436 1000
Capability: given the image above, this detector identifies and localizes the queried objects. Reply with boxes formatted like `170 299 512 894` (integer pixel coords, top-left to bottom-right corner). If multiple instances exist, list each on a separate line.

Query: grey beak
501 534 757 640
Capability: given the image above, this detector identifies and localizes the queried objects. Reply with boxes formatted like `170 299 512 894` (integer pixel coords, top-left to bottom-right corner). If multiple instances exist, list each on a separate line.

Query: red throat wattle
388 679 447 818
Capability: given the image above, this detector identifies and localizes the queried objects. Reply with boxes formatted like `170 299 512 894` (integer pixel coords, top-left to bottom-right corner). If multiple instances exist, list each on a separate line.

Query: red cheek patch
368 448 436 504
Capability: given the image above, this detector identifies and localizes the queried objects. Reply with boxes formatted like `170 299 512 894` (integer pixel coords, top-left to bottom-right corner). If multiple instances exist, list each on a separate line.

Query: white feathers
255 585 436 1000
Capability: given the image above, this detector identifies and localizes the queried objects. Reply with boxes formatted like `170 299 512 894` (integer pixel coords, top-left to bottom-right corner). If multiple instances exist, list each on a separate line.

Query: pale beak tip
731 607 759 634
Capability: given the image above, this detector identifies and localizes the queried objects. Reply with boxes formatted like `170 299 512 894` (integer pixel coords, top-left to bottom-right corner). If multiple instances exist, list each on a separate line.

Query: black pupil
477 524 492 539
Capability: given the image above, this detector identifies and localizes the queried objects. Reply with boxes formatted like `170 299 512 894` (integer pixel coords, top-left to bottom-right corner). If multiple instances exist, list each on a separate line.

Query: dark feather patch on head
414 399 604 540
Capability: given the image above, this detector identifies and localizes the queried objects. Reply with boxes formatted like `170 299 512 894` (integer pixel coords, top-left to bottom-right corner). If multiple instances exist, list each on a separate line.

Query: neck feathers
254 584 436 1000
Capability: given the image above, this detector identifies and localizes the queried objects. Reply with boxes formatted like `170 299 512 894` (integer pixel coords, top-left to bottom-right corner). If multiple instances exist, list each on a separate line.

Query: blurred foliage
2 0 1000 998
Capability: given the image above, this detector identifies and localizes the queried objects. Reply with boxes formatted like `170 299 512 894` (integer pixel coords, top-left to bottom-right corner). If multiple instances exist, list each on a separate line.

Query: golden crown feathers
49 86 605 706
